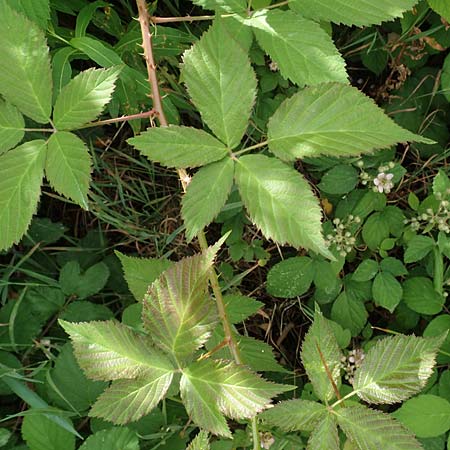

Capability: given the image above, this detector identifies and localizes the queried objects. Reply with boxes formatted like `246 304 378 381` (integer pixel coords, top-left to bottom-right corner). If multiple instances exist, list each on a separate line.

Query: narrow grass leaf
193 0 246 14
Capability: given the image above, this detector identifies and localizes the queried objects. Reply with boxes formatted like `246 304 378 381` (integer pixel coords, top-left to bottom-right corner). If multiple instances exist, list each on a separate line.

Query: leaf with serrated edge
142 241 223 363
78 427 139 450
235 154 332 258
89 374 173 424
0 140 46 251
335 405 422 449
181 359 291 437
268 83 431 162
46 132 92 209
301 310 343 402
193 0 246 14
5 0 50 29
307 414 340 450
0 99 24 154
53 67 120 130
290 0 420 26
59 320 174 381
353 334 444 404
182 158 234 241
115 251 172 301
0 2 52 123
187 430 210 450
261 399 327 432
245 10 347 86
182 18 257 148
128 126 228 169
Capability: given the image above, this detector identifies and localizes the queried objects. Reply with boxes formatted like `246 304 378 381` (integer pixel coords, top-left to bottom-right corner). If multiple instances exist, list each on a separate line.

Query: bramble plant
1 0 450 449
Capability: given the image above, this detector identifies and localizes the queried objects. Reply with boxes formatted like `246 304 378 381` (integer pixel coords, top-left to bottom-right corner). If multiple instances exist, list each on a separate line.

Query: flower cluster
407 192 450 233
340 348 365 385
357 161 396 194
325 215 360 257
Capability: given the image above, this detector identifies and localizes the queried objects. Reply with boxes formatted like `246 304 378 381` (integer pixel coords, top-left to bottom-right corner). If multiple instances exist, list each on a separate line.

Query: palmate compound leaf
53 66 120 130
0 140 46 251
142 240 224 363
180 359 292 437
260 399 327 432
0 2 52 123
59 320 175 381
307 414 340 450
335 405 422 450
353 334 445 404
234 154 333 258
0 99 25 154
301 310 343 402
244 9 347 86
181 17 257 149
128 126 228 169
290 0 420 26
267 83 431 162
45 132 92 209
182 157 234 241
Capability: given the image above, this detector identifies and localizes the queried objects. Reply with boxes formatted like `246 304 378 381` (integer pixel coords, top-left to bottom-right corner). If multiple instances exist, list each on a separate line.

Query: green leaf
142 243 220 362
403 277 444 315
0 99 24 154
428 0 450 22
182 158 234 241
53 67 120 130
336 405 421 450
52 47 76 102
246 10 346 86
180 359 290 437
404 235 435 263
352 259 379 282
223 295 263 323
301 310 342 402
70 36 123 67
267 84 430 161
59 320 174 381
193 0 246 13
182 18 257 148
353 334 443 404
5 0 50 29
235 154 331 257
424 315 450 364
0 140 46 251
22 414 76 450
394 394 450 438
48 343 108 412
78 427 139 450
45 131 92 209
380 257 408 276
59 261 109 299
128 126 228 169
362 212 390 250
290 0 421 26
372 272 402 313
318 165 359 195
0 2 52 123
261 399 327 431
187 430 210 450
331 292 368 336
266 256 315 298
90 374 174 424
307 414 340 450
433 169 450 197
115 252 171 302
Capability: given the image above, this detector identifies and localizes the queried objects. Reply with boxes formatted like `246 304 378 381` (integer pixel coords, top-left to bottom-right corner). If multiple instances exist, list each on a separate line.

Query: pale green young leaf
290 0 420 26
182 18 257 148
5 0 50 29
45 132 92 209
128 126 228 169
404 235 435 263
53 67 120 130
301 310 342 402
0 99 24 154
0 2 52 123
372 272 402 313
78 427 139 450
268 83 430 161
115 251 172 301
260 399 327 432
22 414 76 450
59 320 175 381
428 0 450 22
307 415 340 450
335 405 422 450
353 334 444 404
182 158 234 241
180 359 290 436
0 140 46 251
89 374 173 424
223 294 263 324
234 154 332 258
246 10 347 86
187 430 210 450
193 0 246 14
142 243 221 362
